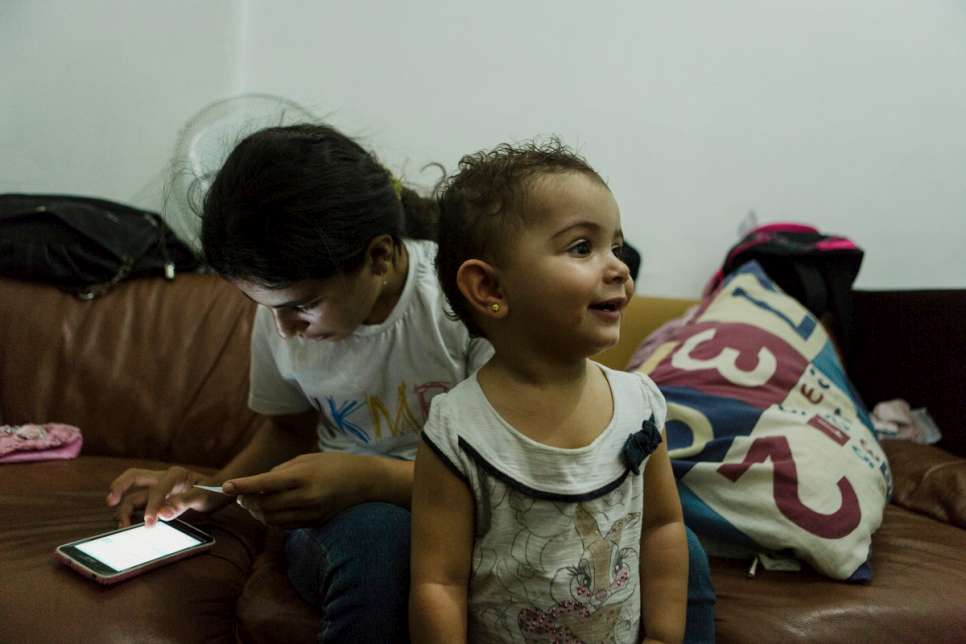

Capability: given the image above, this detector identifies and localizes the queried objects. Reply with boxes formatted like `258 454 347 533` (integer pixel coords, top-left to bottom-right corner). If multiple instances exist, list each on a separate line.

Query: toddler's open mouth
589 298 625 312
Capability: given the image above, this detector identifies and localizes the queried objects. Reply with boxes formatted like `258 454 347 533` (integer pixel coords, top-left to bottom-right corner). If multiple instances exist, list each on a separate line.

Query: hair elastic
389 175 403 200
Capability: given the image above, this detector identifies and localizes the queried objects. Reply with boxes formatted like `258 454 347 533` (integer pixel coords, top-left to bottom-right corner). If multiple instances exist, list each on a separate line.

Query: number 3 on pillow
654 322 809 409
672 328 776 386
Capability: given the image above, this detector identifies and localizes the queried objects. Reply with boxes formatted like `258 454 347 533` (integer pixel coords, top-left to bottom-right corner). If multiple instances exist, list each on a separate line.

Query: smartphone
55 519 215 585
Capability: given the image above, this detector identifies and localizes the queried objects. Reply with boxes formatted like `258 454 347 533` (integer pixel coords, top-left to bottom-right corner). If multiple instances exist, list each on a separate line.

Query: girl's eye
612 243 625 259
568 240 592 256
290 298 321 313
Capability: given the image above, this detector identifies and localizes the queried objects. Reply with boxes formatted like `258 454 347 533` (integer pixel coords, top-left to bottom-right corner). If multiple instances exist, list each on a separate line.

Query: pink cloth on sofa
0 423 82 463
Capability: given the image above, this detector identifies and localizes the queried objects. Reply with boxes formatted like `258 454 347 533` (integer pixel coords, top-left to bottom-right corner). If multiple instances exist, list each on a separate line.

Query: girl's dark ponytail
398 185 438 242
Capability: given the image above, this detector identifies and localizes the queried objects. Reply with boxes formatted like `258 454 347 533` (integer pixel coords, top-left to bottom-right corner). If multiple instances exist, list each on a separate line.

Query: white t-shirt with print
248 238 493 460
421 365 668 644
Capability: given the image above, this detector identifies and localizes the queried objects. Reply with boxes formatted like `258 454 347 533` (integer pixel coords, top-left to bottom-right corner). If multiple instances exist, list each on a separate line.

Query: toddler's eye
568 240 592 256
612 243 625 259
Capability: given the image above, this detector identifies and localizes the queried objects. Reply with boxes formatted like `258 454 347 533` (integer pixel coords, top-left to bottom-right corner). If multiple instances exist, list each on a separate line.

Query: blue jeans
286 502 715 643
685 525 717 643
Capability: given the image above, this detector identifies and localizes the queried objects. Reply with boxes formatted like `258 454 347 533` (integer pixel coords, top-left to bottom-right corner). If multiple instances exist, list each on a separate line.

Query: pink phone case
54 522 215 585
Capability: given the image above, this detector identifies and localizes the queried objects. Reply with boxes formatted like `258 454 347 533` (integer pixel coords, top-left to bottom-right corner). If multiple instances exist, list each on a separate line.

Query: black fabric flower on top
622 416 662 475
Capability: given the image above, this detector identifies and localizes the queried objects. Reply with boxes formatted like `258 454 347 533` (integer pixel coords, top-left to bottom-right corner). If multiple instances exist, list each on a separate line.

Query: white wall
3 1 965 296
0 1 242 207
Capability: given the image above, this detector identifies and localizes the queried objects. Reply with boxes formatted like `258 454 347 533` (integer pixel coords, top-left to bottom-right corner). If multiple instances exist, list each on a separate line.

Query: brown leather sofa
1 273 964 643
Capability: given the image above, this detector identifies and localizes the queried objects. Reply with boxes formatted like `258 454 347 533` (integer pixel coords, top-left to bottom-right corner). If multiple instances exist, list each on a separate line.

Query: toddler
411 140 688 643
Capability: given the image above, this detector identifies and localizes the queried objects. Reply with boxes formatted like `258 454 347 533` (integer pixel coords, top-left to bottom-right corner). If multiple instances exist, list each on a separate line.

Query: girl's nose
272 309 306 339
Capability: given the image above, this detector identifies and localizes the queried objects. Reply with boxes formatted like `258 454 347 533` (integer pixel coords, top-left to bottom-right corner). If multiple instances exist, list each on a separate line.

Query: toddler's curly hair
435 138 605 337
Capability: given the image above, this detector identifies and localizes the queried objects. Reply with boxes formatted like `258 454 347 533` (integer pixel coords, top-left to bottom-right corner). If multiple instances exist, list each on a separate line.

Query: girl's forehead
233 278 332 307
526 172 620 230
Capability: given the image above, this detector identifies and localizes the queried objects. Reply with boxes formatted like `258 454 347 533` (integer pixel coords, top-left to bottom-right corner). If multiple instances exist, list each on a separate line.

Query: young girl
411 141 691 643
106 123 492 643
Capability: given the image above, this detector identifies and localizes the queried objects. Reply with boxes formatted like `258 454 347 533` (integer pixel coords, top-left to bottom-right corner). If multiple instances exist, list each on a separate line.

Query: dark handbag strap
74 257 136 300
791 261 828 316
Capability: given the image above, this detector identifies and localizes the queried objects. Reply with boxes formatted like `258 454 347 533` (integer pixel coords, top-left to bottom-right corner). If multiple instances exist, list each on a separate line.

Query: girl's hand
222 452 393 527
106 466 225 527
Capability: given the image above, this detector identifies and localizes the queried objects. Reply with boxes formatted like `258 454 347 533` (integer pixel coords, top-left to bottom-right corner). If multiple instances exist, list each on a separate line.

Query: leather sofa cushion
0 455 264 643
232 500 966 644
711 504 966 642
236 530 319 643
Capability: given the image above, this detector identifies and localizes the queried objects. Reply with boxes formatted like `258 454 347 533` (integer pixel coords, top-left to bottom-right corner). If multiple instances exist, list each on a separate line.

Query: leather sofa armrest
881 439 966 529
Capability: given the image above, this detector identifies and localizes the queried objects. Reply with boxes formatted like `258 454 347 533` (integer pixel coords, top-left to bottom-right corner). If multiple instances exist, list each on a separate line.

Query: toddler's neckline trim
457 434 633 502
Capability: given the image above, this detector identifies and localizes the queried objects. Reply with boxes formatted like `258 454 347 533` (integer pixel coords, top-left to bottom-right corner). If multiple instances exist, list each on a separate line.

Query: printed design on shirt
324 398 368 444
322 381 451 444
368 382 421 439
518 505 641 643
472 477 641 644
415 381 450 417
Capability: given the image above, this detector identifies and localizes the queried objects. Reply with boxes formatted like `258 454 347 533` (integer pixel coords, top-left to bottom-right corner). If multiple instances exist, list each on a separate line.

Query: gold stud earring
490 303 501 313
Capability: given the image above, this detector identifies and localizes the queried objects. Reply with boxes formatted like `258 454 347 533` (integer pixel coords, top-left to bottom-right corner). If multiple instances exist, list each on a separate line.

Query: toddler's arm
640 439 688 644
410 441 474 643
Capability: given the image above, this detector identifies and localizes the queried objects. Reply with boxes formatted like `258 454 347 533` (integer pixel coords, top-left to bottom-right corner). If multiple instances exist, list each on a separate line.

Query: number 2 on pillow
718 435 861 539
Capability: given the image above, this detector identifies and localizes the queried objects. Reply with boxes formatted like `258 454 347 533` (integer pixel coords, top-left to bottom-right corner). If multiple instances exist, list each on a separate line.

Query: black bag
0 193 201 299
705 222 864 356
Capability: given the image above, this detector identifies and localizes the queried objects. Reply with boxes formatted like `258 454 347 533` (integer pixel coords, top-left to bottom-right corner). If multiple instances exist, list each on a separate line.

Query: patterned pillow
635 261 891 580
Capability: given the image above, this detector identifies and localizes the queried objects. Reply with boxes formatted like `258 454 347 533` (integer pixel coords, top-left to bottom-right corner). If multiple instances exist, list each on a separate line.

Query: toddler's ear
457 260 507 320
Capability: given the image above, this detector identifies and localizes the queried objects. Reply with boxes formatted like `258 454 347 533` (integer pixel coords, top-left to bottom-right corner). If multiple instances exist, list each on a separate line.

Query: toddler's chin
588 336 620 359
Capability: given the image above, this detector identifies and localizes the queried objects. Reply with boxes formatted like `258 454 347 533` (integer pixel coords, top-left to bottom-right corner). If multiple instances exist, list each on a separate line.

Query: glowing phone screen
75 522 202 571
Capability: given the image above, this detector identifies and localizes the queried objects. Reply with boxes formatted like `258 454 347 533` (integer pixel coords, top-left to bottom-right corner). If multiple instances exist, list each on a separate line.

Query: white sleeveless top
421 365 667 643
